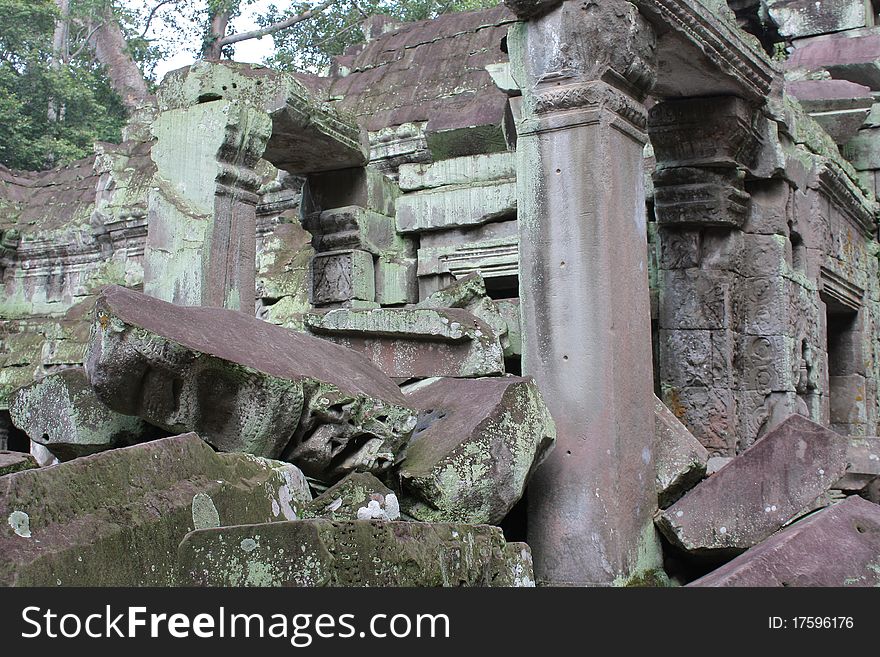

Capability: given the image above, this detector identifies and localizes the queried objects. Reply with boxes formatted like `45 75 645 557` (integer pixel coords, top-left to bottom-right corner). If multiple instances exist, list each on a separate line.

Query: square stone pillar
508 0 662 585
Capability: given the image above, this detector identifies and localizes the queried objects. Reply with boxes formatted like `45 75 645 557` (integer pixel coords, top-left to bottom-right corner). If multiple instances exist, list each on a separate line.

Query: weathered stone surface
85 285 417 478
690 496 880 587
9 367 154 461
397 376 555 525
767 0 872 39
177 519 535 587
834 435 880 492
654 395 709 508
303 206 404 256
843 126 880 170
787 34 880 90
305 307 505 378
706 456 732 475
786 79 873 145
301 472 396 521
328 7 515 151
0 433 311 586
0 451 37 476
656 415 849 555
398 152 515 192
395 180 516 234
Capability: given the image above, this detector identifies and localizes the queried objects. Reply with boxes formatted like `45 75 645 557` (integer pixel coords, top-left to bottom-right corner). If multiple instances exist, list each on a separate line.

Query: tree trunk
89 6 150 112
48 0 70 123
203 10 231 60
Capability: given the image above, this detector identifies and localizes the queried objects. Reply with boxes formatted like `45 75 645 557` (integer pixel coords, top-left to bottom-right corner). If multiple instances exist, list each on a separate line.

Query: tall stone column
507 0 662 585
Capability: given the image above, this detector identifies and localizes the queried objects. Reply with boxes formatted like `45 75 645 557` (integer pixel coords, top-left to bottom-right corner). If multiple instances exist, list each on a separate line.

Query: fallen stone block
656 415 849 555
9 368 156 461
690 496 880 587
834 436 880 492
787 34 880 90
785 79 873 145
305 307 505 378
177 519 535 587
301 472 398 521
85 285 417 479
654 395 709 508
0 451 37 477
397 376 556 525
0 433 311 586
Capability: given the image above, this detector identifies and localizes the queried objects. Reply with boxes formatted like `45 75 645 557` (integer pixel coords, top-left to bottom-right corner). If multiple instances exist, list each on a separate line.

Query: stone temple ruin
2 0 880 587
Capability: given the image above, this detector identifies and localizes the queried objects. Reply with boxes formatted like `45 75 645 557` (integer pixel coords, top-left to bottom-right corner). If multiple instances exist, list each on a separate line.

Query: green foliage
261 0 499 72
0 0 127 171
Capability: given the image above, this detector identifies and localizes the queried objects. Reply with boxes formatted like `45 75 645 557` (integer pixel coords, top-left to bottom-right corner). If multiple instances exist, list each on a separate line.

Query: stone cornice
633 0 777 101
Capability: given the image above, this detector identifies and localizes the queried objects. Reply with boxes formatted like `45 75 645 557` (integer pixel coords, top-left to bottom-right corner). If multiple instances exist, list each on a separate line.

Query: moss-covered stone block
398 376 556 525
0 433 311 586
9 367 157 461
177 519 535 587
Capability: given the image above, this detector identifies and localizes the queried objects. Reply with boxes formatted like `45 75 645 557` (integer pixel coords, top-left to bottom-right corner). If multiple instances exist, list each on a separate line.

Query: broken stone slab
397 376 556 525
85 285 417 479
787 34 880 90
395 180 516 234
690 496 880 587
834 435 880 492
785 79 873 145
0 433 311 586
9 367 156 461
300 472 398 521
0 451 37 477
656 415 849 556
304 307 505 379
177 519 535 587
654 395 709 508
416 272 512 355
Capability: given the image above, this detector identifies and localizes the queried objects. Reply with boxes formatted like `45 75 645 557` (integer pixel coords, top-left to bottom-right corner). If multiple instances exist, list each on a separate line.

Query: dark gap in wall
484 274 519 300
1 410 30 453
500 488 527 543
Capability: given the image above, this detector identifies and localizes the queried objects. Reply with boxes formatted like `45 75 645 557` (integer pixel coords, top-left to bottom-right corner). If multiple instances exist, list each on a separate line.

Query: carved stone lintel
649 96 762 170
633 0 776 101
653 167 749 228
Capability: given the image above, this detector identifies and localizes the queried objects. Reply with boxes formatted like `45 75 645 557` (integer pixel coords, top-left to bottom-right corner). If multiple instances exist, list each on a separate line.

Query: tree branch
217 0 337 47
70 21 107 60
140 0 181 40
